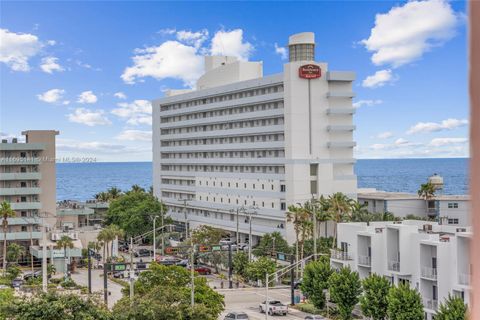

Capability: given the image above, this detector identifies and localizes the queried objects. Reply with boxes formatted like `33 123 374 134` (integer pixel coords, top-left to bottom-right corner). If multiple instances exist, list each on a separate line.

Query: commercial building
152 32 357 243
332 221 472 320
358 188 470 226
0 130 58 248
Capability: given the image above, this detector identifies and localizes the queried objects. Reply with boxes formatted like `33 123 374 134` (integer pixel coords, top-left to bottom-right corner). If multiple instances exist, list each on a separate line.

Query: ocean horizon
56 158 469 201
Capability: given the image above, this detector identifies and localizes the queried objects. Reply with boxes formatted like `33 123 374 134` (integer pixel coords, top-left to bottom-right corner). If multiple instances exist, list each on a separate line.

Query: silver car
304 316 325 320
224 311 249 319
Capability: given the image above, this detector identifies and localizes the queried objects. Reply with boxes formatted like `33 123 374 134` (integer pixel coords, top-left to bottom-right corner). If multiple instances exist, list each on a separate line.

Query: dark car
294 278 302 289
224 311 249 319
134 249 152 257
304 316 325 320
193 266 211 275
136 261 147 270
12 278 24 288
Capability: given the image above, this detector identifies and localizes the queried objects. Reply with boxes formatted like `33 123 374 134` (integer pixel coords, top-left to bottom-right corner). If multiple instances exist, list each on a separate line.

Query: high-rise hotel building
0 130 58 248
152 32 356 243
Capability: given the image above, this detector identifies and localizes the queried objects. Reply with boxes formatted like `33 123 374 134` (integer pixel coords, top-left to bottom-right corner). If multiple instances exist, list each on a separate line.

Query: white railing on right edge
358 255 371 266
388 260 400 271
330 249 352 261
421 267 438 280
458 273 471 285
424 298 438 310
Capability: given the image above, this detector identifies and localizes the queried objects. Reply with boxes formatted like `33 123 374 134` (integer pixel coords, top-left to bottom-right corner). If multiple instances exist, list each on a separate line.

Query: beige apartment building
0 130 59 249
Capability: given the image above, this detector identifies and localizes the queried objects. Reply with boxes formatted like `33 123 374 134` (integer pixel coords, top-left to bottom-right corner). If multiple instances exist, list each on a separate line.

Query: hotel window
271 203 274 208
310 164 318 176
448 203 459 209
280 202 286 210
448 218 459 224
280 185 286 192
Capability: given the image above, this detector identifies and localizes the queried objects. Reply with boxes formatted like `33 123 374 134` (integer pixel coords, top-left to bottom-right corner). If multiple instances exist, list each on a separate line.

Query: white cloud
377 131 393 139
77 91 98 104
362 69 394 88
40 56 64 74
37 89 65 103
429 137 468 147
121 40 203 87
394 138 409 145
274 43 287 60
176 29 209 49
407 118 468 134
114 92 127 99
111 100 152 126
210 29 253 61
353 99 383 108
361 0 459 67
115 130 152 142
0 28 43 71
67 108 111 126
57 140 134 153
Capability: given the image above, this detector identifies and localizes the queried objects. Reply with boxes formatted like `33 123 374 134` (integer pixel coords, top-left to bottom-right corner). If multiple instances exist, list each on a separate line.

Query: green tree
0 288 16 319
350 201 372 224
6 265 21 280
3 291 112 319
387 284 423 320
191 225 228 273
360 274 391 320
286 204 310 263
128 184 145 193
417 181 436 215
253 232 291 257
55 235 74 278
116 262 224 319
436 294 468 320
299 237 333 257
1 201 16 274
326 193 353 248
245 257 276 283
232 252 249 278
328 266 362 320
301 257 332 309
95 191 110 202
7 243 25 264
99 224 124 261
105 191 167 238
107 187 123 200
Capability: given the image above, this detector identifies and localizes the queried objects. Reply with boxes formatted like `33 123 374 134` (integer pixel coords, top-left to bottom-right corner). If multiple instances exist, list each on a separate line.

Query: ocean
56 158 469 201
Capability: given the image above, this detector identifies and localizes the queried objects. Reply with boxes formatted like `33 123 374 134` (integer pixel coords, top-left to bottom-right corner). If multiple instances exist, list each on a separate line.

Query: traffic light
198 245 211 253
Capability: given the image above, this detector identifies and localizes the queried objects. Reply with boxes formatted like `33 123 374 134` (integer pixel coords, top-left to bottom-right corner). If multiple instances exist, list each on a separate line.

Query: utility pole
236 208 240 254
228 243 233 289
178 198 192 241
130 237 134 302
265 272 269 320
247 206 258 262
153 215 157 261
42 223 47 293
311 195 317 260
190 244 195 307
290 254 295 305
87 248 92 294
161 206 165 256
103 262 108 306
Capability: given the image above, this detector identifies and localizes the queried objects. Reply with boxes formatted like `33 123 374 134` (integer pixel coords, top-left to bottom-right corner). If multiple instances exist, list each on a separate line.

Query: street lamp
247 205 259 261
229 205 246 254
177 198 192 241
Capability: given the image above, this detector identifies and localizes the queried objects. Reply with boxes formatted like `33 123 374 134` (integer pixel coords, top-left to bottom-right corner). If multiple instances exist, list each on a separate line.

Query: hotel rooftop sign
299 64 321 79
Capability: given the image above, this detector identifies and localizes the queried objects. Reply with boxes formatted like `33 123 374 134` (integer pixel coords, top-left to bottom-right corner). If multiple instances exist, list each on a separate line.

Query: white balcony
0 231 42 241
0 187 41 196
331 249 352 261
388 260 400 272
0 143 45 151
327 92 355 98
327 141 356 148
421 267 438 280
10 202 42 210
327 125 356 132
0 172 41 181
0 158 41 165
326 108 355 115
424 298 438 311
358 255 371 266
458 273 471 286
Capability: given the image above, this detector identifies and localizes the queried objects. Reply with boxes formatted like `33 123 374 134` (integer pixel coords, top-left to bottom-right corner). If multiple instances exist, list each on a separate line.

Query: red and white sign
299 64 321 79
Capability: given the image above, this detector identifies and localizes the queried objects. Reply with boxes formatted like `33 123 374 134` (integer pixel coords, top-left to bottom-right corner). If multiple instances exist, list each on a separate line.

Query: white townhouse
331 220 472 320
152 32 357 244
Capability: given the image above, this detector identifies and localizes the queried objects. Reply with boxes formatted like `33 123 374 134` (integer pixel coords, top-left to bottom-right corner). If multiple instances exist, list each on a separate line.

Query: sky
0 0 469 162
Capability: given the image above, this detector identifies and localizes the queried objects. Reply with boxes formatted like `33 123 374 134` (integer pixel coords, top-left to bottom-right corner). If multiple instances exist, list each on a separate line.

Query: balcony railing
458 273 471 285
424 299 438 311
388 260 400 271
358 255 371 266
331 249 352 261
421 267 438 280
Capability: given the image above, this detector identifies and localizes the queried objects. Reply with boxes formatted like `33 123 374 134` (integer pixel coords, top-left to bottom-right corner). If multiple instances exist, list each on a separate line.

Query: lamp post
247 206 259 262
178 198 192 241
311 195 317 260
229 205 246 254
153 215 158 261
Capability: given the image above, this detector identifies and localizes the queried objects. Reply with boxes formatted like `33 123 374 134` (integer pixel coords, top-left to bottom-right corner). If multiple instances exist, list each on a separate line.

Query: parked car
11 278 24 288
221 244 237 251
23 270 42 280
175 259 189 267
259 300 288 316
237 243 249 251
112 271 126 279
304 316 325 320
134 249 152 257
219 239 235 245
136 261 147 270
192 265 211 275
224 311 249 319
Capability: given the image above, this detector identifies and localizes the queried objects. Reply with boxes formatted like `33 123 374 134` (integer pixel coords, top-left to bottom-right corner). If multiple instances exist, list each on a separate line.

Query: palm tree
107 187 122 200
130 184 145 193
315 195 332 237
7 243 25 264
418 181 436 216
95 191 110 202
351 200 372 224
326 192 353 249
97 229 108 262
55 235 74 279
1 201 16 274
106 225 124 260
286 204 310 263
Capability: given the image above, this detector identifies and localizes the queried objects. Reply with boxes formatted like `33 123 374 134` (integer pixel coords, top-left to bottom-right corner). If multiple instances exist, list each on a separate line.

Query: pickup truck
259 300 288 316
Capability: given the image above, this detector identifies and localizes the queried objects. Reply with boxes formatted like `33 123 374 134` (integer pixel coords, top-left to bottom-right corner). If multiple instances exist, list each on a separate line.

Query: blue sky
0 0 469 161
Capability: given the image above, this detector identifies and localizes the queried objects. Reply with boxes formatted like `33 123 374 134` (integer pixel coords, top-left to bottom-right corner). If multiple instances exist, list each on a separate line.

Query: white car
259 300 288 316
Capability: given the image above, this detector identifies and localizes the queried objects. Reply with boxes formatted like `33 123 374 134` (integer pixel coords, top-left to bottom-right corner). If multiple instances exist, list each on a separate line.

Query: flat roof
358 189 469 201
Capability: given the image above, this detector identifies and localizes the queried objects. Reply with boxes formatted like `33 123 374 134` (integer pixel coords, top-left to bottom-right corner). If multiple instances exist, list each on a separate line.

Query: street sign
113 264 126 271
211 245 222 252
198 245 211 253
